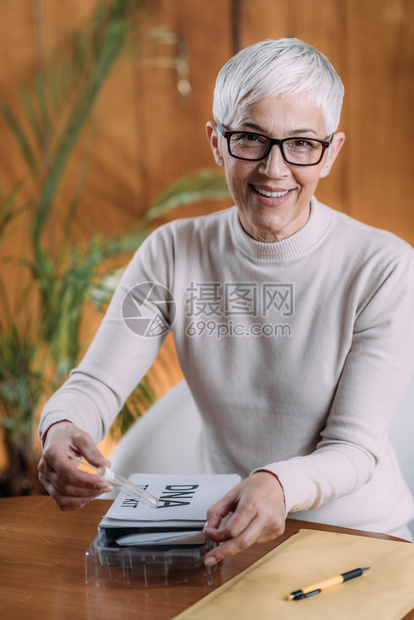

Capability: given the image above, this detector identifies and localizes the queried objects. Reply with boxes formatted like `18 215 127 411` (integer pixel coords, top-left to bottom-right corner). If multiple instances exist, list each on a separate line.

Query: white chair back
108 380 203 477
389 377 414 536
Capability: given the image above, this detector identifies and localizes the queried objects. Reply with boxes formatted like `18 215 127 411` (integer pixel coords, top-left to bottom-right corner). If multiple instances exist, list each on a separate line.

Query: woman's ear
319 131 345 178
206 121 224 166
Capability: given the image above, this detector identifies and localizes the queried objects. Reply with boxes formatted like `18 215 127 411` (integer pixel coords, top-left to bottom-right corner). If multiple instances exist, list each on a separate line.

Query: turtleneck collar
231 197 332 261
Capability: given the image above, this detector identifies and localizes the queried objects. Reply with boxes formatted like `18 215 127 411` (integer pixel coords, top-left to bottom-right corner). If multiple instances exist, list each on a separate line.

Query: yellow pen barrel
302 574 343 594
288 567 369 600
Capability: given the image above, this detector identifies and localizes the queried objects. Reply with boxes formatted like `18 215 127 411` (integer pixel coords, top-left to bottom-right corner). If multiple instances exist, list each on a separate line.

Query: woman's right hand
38 421 113 511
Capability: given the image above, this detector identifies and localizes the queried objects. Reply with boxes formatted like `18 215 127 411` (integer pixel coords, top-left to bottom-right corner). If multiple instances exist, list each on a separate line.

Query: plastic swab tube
97 466 160 508
69 455 159 508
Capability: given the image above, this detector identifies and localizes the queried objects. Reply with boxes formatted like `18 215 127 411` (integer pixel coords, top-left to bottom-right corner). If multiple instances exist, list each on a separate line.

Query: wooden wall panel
61 51 142 239
36 0 143 240
238 0 290 43
0 1 38 321
37 1 139 239
346 0 414 241
0 0 37 191
0 0 236 246
42 0 97 48
137 0 234 208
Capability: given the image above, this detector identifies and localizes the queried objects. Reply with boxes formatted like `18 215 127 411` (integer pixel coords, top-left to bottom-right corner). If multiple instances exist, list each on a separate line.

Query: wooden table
1 496 413 620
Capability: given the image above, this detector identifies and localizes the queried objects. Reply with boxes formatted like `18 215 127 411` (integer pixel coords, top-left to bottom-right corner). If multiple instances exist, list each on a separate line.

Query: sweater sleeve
259 246 414 515
38 228 173 445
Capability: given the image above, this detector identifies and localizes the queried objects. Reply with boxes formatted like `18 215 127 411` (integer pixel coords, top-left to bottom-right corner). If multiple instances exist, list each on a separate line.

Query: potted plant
0 0 230 496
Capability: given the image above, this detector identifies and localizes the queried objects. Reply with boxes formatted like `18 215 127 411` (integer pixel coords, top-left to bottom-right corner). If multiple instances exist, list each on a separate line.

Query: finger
38 464 113 510
39 474 110 510
65 452 108 486
214 502 254 534
46 465 112 495
204 488 239 530
204 490 260 542
41 428 109 488
39 462 113 496
204 513 284 566
69 430 111 469
205 503 261 545
42 421 111 470
204 514 263 566
38 450 112 502
205 505 285 545
39 476 106 511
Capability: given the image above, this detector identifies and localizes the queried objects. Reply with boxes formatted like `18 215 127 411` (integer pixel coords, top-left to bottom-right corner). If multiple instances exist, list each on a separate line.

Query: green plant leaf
0 101 37 174
111 375 156 438
35 72 51 139
0 182 24 241
20 86 42 149
145 168 231 221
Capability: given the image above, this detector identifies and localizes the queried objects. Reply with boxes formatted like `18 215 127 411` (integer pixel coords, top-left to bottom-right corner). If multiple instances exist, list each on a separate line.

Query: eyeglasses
217 120 333 166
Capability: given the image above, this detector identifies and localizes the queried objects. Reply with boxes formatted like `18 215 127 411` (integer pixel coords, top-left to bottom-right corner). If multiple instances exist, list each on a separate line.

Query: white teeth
254 187 290 198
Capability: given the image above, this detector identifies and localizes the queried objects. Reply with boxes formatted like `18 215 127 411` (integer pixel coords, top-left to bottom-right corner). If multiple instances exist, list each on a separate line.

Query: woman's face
207 95 345 242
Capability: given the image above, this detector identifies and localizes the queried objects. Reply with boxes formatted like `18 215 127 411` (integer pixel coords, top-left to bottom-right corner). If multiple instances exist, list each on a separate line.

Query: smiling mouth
253 186 292 199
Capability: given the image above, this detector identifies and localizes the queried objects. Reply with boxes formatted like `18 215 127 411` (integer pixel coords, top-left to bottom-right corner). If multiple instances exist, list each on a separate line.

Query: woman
38 39 414 566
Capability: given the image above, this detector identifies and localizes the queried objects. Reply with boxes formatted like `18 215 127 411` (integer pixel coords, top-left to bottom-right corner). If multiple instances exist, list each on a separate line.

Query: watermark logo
121 280 294 339
263 283 294 318
122 282 176 338
185 282 294 318
185 281 294 339
185 320 292 339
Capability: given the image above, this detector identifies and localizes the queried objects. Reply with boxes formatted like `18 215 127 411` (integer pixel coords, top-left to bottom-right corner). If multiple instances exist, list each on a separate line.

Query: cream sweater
39 198 414 534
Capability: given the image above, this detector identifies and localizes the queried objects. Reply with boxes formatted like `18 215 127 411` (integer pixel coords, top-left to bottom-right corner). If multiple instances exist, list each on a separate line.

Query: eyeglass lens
228 133 325 164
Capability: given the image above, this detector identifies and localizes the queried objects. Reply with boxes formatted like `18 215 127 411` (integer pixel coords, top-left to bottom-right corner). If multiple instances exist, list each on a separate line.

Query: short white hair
213 38 344 135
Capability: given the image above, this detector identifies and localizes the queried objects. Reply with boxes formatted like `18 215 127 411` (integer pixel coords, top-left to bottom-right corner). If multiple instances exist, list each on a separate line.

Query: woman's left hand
203 471 286 566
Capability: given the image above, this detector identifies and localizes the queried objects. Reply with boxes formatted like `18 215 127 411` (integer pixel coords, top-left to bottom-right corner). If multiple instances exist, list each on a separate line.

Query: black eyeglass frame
217 119 334 166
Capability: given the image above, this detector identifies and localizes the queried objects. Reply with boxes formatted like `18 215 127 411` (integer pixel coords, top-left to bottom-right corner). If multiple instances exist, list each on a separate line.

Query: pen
287 566 370 600
68 455 160 508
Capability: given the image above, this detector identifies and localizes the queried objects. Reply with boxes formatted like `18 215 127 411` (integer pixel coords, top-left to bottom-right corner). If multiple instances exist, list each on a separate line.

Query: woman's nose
259 144 290 178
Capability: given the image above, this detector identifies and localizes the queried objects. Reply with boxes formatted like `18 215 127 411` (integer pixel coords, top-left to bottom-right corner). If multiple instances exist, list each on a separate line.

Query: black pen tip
361 567 371 572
